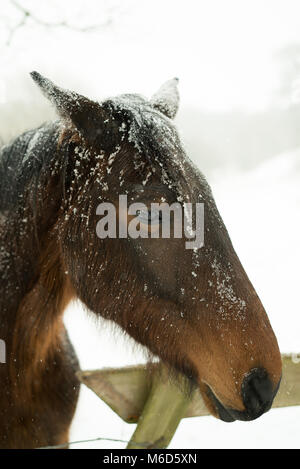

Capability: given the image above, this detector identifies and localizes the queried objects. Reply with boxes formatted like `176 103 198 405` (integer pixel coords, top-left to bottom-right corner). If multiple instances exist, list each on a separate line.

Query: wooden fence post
127 366 192 449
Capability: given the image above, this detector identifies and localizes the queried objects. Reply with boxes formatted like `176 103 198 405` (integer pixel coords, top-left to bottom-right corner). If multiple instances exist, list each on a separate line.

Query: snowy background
1 0 299 449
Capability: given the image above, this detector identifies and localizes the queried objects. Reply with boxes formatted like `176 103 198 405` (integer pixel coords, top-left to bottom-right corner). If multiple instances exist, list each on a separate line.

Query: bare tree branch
5 2 29 46
6 0 112 46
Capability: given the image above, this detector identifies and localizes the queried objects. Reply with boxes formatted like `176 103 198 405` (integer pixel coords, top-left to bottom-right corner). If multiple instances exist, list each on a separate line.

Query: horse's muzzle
207 368 281 422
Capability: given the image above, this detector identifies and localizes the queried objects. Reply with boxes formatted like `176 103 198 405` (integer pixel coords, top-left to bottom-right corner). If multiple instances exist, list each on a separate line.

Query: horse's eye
137 209 162 225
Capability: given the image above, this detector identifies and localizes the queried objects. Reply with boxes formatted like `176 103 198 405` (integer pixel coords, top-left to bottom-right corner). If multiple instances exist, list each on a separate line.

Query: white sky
1 0 300 110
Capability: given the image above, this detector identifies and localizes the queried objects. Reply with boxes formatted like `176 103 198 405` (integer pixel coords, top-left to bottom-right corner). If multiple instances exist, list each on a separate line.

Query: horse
0 72 282 448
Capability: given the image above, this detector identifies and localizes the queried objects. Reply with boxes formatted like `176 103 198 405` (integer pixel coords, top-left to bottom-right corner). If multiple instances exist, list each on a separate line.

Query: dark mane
0 122 61 212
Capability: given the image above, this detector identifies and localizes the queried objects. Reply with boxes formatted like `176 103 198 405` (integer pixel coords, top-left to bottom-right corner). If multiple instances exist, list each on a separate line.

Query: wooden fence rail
77 354 300 449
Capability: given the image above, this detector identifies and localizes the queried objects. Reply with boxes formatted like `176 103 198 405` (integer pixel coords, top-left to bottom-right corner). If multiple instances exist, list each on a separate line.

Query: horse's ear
150 78 180 119
30 71 118 150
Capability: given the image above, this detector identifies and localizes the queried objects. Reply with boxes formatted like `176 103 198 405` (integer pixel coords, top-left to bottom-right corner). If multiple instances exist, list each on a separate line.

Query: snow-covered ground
65 147 300 449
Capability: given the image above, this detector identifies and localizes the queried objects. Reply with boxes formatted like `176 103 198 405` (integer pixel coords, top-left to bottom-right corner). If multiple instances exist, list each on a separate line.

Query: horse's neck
0 227 74 400
0 124 74 382
0 181 62 320
0 216 39 326
0 121 68 304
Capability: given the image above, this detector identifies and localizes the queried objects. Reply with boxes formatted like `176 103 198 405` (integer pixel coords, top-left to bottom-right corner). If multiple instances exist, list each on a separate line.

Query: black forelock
105 93 183 165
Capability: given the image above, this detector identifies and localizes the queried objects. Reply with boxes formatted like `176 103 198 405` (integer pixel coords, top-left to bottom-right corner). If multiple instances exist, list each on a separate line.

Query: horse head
31 71 282 422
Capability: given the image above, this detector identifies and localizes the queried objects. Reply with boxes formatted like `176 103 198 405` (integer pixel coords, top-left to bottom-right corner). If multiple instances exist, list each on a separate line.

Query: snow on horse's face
32 72 282 422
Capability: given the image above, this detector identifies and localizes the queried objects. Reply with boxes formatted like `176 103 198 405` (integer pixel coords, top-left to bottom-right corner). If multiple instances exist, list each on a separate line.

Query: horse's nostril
242 368 276 419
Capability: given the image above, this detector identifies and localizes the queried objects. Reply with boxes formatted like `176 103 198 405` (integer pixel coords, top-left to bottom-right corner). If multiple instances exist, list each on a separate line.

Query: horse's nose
241 368 277 420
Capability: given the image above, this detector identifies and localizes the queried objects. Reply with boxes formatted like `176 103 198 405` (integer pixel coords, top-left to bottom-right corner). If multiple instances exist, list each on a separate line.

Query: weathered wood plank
78 366 151 423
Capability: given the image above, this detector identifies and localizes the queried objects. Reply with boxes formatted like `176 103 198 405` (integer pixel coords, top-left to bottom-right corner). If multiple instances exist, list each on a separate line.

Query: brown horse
0 72 282 448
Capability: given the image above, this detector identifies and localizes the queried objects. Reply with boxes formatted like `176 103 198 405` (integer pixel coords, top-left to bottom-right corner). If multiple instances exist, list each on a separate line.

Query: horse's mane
0 121 61 213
